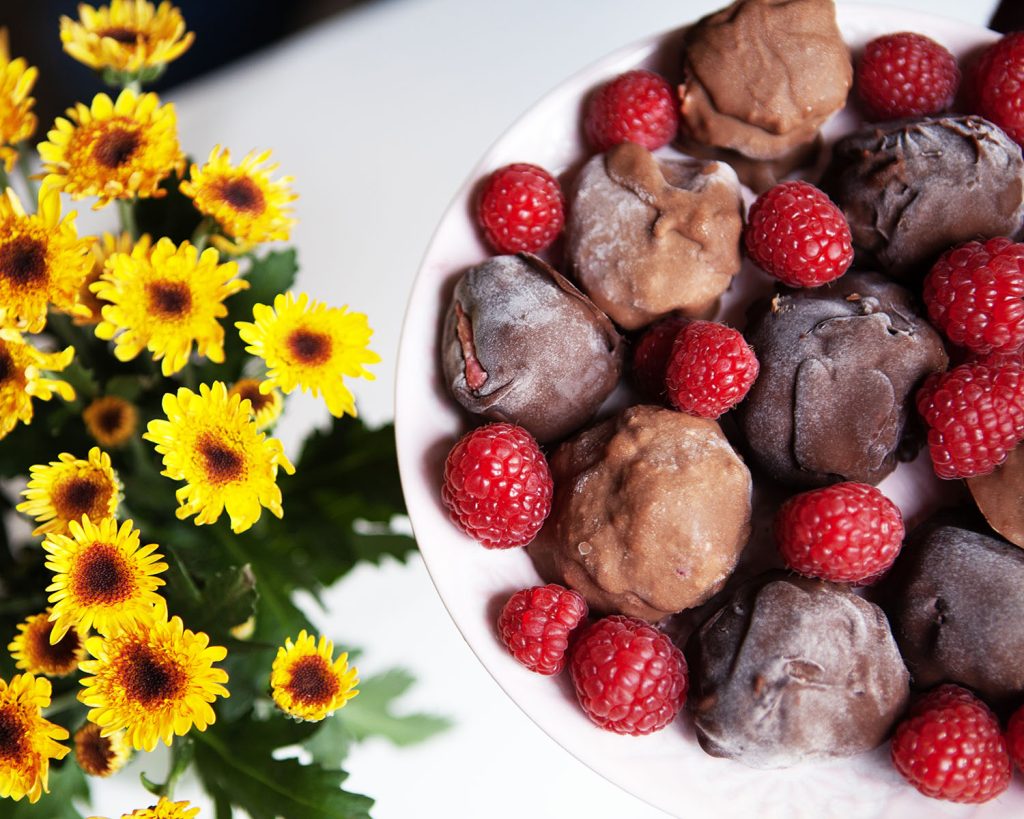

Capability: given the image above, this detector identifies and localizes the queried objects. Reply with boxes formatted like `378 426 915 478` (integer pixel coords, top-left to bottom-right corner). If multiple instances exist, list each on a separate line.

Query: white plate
395 4 1024 817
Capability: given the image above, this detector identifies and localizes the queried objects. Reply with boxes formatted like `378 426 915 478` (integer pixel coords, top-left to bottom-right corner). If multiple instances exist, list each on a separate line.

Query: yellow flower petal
271 630 358 722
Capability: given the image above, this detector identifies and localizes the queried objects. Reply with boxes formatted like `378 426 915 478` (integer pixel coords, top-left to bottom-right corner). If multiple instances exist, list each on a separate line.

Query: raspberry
916 362 1024 479
774 482 905 584
973 31 1024 147
891 685 1011 804
497 584 588 675
441 422 553 549
584 69 679 152
664 321 759 419
631 315 690 401
744 181 854 288
1008 704 1024 775
569 615 687 736
856 32 960 121
923 238 1024 355
477 163 564 254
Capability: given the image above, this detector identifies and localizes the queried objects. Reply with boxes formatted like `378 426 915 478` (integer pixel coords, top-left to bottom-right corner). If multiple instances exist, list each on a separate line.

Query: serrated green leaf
9 762 89 819
164 562 258 637
103 375 143 401
332 669 451 748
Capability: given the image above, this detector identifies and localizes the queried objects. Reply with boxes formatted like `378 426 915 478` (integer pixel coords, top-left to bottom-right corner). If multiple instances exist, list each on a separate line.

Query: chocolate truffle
738 272 947 487
566 143 744 330
884 524 1024 705
441 254 622 444
528 405 752 621
822 116 1024 279
688 574 910 769
968 445 1024 549
678 0 851 161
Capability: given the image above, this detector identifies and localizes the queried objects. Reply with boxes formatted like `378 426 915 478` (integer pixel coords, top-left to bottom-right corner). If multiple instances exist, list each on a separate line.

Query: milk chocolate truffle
441 254 622 444
822 116 1024 279
738 272 947 487
688 574 910 769
527 405 752 621
884 524 1024 705
566 143 743 331
968 445 1024 549
678 0 852 161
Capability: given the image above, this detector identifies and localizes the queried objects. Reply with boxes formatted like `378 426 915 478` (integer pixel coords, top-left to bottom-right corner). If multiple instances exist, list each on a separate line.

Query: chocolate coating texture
567 143 743 330
968 445 1024 549
822 115 1024 279
688 574 910 769
527 405 751 622
738 272 947 487
441 254 623 443
678 0 851 160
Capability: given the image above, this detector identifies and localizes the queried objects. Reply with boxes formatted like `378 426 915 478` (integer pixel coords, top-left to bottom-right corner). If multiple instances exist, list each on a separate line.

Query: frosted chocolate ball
441 254 623 443
688 574 910 769
528 405 752 621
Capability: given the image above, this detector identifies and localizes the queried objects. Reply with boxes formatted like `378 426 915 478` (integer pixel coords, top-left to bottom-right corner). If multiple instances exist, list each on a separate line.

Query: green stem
125 78 142 94
43 688 82 717
190 216 216 251
117 197 140 240
162 736 194 798
16 145 38 202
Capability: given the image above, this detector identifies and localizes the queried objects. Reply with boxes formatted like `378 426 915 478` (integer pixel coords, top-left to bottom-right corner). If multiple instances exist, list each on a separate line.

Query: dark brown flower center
0 235 47 286
0 349 12 385
94 127 141 169
31 618 83 672
197 434 245 483
147 281 192 318
120 645 185 705
71 543 133 604
237 384 271 411
53 475 110 521
218 177 266 214
286 329 331 366
97 405 126 434
100 26 141 45
286 655 339 706
0 707 27 761
75 723 116 776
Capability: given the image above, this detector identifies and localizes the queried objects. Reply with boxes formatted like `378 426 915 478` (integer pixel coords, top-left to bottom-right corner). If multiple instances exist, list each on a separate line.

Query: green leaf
9 762 89 819
164 562 258 637
103 375 144 401
332 669 450 748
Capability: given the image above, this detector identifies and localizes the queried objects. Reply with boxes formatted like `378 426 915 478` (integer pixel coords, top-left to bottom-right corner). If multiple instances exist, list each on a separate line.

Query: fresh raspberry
774 482 905 584
1008 704 1024 775
664 321 759 419
916 362 1024 479
569 615 687 736
477 163 565 254
973 31 1024 147
497 584 588 675
891 685 1011 804
584 69 679 152
631 315 690 401
441 422 553 549
744 181 854 288
923 238 1024 355
856 32 960 121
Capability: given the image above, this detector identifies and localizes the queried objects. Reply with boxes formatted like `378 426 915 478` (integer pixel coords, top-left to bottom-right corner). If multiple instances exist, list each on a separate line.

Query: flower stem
117 197 140 240
16 145 38 202
43 688 82 718
190 216 216 251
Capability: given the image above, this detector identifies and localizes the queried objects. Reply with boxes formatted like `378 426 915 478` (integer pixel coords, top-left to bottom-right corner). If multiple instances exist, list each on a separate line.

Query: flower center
0 235 48 286
120 644 185 705
286 329 332 366
237 383 271 411
147 280 192 318
218 177 266 214
197 434 245 484
97 405 126 434
0 706 27 762
71 543 135 604
75 723 115 776
53 474 110 522
286 655 339 706
100 26 140 45
31 618 83 671
0 348 12 385
94 127 141 169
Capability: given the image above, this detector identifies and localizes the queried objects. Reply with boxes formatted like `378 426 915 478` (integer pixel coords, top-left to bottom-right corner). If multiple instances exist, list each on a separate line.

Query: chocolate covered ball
528 405 752 621
688 574 910 769
441 254 623 443
968 445 1024 550
738 272 947 487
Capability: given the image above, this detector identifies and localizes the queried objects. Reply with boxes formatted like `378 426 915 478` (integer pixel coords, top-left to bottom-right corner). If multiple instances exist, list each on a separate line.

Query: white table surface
84 0 1003 816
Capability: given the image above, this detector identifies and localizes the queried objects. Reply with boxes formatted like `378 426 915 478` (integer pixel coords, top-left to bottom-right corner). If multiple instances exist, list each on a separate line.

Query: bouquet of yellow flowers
0 3 442 816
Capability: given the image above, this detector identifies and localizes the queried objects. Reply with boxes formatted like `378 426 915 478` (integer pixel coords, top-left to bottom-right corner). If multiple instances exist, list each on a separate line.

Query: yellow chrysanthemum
237 292 380 419
78 603 229 752
0 328 76 441
38 89 184 208
74 722 131 778
228 378 283 430
60 0 194 77
17 447 122 536
119 796 200 819
143 382 296 534
0 187 92 332
180 146 296 253
0 674 70 803
74 231 140 326
83 395 139 447
0 29 38 172
8 610 86 677
93 237 246 375
271 630 358 722
43 515 167 643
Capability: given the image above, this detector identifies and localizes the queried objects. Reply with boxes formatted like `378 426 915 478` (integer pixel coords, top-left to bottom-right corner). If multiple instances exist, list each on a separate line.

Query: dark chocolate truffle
688 574 910 769
968 445 1024 550
441 254 623 443
738 272 947 487
822 115 1024 279
884 524 1024 705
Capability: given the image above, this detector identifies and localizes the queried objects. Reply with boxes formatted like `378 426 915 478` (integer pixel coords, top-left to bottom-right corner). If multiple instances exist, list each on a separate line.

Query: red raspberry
973 31 1024 147
664 321 759 419
477 163 565 254
1008 704 1024 775
774 482 905 584
856 32 960 121
497 584 588 675
569 615 687 736
631 315 690 401
923 238 1024 355
441 422 553 549
891 685 1011 804
584 69 679 152
744 181 854 288
916 362 1024 479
